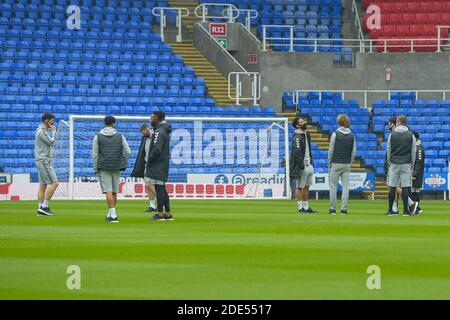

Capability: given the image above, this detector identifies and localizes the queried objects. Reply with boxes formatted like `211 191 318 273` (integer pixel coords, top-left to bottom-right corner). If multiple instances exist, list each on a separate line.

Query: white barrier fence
194 3 258 32
262 25 450 53
228 72 261 106
151 7 190 43
194 3 239 23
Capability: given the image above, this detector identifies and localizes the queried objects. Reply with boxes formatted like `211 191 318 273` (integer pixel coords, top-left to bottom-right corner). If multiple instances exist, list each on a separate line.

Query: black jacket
131 135 150 178
145 121 172 182
289 131 313 177
383 152 389 180
412 141 425 189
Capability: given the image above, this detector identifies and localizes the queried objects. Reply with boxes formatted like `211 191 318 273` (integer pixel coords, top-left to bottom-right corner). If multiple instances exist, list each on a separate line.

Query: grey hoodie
386 125 416 165
92 126 131 172
35 124 56 161
327 127 356 166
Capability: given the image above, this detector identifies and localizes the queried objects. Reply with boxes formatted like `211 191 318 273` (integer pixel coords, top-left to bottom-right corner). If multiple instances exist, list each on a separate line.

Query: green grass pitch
0 199 449 300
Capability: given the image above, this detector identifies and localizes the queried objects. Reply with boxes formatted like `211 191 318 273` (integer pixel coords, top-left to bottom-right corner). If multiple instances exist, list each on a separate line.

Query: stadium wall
193 22 260 103
259 52 450 110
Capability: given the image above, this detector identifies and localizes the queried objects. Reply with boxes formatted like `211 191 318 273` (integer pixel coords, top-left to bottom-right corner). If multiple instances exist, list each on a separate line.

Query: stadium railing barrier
262 25 450 53
351 0 365 51
436 25 450 52
223 7 259 33
152 7 190 43
228 72 261 106
194 2 239 23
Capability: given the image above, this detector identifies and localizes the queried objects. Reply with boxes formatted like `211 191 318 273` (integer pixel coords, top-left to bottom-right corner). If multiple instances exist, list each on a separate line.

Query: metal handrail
261 25 450 52
351 0 365 52
152 7 190 43
351 0 364 40
238 22 261 44
221 8 258 31
196 22 248 74
194 3 239 23
436 25 450 52
228 72 261 106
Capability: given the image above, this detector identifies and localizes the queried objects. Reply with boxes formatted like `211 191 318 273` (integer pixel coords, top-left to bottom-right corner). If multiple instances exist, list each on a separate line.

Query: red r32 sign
209 23 227 37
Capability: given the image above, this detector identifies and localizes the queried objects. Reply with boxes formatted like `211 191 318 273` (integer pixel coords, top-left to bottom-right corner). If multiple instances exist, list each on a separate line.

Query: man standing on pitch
35 113 59 216
290 117 317 214
131 123 157 213
92 116 131 223
328 114 356 215
146 111 173 221
384 116 402 214
386 115 419 216
411 131 425 214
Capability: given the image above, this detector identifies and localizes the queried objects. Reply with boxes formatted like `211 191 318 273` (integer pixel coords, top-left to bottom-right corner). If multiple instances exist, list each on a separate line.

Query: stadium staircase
168 0 237 106
171 41 237 106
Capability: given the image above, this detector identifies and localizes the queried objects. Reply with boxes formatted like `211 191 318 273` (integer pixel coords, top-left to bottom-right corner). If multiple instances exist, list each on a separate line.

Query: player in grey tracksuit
386 115 418 216
35 113 59 216
327 114 356 215
92 116 131 223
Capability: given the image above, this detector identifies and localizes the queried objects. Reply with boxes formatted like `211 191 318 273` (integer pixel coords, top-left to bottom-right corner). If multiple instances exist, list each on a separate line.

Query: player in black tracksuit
146 111 173 221
411 131 425 214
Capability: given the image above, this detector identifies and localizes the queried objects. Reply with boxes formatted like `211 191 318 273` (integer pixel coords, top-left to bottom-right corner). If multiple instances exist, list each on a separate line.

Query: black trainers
298 208 305 214
144 207 156 213
340 209 348 215
417 206 423 214
165 214 174 221
151 214 165 221
304 208 318 214
37 206 54 216
387 210 399 216
409 202 419 216
329 209 336 215
105 216 119 223
402 212 411 217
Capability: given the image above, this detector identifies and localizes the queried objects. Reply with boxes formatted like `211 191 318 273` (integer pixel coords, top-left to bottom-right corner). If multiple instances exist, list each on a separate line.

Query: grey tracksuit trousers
329 163 351 210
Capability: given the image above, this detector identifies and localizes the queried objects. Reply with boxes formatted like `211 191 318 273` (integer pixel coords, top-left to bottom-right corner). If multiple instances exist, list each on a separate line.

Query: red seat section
363 1 450 52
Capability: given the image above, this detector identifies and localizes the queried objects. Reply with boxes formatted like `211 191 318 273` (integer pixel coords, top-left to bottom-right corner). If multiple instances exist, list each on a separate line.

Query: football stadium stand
362 0 450 52
283 91 450 182
197 0 344 52
0 0 276 181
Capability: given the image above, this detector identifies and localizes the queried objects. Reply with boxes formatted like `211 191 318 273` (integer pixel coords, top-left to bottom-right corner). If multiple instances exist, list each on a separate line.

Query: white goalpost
52 115 290 200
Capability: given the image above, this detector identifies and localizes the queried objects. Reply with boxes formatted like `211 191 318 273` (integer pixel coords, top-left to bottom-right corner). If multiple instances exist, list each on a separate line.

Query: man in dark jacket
411 131 425 214
146 111 173 221
290 117 317 214
131 123 157 213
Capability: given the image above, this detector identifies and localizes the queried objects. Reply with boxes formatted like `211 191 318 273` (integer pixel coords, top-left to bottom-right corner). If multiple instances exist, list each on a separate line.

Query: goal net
53 115 290 200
